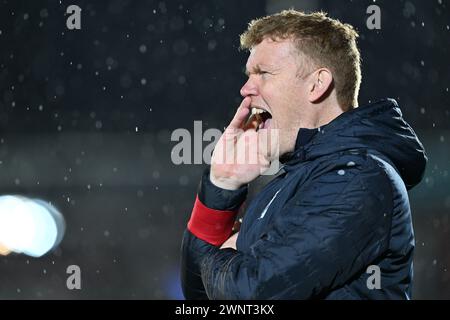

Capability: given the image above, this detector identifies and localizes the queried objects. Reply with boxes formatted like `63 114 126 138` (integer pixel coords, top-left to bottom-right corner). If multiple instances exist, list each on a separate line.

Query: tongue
263 118 272 129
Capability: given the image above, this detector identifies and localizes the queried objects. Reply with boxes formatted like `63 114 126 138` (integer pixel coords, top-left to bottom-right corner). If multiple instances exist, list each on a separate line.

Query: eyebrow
244 64 275 76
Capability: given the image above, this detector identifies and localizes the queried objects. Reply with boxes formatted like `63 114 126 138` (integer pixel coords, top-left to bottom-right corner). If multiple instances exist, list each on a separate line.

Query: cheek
275 94 303 125
261 79 302 122
260 80 285 105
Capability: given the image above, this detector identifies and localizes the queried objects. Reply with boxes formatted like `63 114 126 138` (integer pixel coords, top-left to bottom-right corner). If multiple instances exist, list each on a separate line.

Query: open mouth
244 107 273 131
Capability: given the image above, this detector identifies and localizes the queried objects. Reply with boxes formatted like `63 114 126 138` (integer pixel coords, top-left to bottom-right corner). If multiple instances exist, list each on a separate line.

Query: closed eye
258 71 271 77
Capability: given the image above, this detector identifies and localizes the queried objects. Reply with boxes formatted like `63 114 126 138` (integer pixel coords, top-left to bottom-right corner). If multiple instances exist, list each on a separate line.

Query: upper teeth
251 108 266 115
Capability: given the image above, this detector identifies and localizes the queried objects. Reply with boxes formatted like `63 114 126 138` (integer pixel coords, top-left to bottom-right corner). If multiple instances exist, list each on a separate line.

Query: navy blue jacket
181 98 427 299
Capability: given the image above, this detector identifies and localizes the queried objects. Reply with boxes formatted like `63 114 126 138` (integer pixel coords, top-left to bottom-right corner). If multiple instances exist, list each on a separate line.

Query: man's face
241 37 313 156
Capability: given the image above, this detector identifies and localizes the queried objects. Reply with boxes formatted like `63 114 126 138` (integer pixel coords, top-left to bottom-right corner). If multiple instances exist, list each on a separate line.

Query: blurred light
0 195 65 257
0 242 11 256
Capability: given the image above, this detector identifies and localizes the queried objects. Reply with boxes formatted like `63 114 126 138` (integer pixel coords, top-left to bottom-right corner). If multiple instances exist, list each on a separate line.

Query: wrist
209 172 242 191
198 168 248 211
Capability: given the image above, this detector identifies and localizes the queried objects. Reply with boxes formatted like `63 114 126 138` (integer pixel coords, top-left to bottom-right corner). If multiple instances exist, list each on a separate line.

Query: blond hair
240 10 361 110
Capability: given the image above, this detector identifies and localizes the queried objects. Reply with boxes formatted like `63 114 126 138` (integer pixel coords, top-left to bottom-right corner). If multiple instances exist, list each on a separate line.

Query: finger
236 129 258 165
257 128 280 160
242 114 259 131
227 97 251 130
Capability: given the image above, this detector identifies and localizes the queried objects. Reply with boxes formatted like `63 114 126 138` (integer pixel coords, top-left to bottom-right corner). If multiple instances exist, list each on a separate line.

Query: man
181 10 427 299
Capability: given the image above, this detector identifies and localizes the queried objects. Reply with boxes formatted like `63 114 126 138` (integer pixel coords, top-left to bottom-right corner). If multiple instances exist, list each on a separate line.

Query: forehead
246 37 297 70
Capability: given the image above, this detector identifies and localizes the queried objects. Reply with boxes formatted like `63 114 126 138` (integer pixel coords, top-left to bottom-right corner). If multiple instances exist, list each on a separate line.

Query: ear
308 68 333 103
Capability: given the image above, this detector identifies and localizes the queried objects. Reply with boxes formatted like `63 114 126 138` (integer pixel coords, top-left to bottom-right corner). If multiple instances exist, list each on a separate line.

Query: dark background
0 0 448 299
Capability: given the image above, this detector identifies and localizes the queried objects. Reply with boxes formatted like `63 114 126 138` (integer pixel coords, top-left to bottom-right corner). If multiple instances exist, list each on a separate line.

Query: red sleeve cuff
187 195 239 246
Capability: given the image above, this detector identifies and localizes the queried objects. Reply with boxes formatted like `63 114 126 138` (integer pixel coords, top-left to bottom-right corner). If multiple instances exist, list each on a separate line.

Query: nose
240 77 258 97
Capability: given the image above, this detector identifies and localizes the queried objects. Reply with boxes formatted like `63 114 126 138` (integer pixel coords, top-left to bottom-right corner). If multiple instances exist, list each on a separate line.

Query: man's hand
220 232 239 250
210 97 278 190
